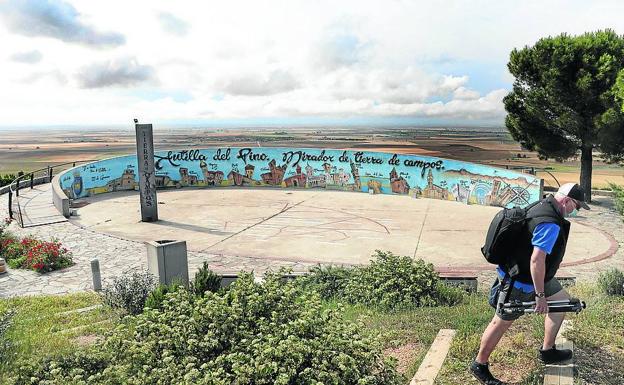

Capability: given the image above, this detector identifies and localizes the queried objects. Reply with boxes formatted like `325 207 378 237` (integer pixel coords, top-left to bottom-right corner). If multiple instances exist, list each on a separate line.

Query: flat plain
0 126 622 188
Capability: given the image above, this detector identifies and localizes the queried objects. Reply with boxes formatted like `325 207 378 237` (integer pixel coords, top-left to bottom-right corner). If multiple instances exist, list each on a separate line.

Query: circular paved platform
71 188 612 271
1 185 622 297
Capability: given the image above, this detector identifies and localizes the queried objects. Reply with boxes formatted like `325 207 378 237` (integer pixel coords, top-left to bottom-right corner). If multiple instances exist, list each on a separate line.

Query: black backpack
481 202 539 266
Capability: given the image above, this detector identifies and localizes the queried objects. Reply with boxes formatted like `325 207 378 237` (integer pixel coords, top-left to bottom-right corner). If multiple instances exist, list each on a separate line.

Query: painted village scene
61 147 541 209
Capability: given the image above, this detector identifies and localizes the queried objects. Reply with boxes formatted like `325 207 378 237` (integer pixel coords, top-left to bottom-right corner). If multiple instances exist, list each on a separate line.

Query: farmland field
0 126 621 188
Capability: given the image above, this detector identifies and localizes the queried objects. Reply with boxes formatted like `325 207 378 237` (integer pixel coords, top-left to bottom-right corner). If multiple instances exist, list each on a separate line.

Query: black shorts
488 277 564 321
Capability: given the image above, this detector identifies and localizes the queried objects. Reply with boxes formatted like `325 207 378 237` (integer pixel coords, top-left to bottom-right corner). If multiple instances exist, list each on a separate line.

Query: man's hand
534 296 548 314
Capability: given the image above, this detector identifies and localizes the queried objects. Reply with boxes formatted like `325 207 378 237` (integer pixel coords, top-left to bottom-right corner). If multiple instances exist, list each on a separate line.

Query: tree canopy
504 30 624 199
617 69 624 110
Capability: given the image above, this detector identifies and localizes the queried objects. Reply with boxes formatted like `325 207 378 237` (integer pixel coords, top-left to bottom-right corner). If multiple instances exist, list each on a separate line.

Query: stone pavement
0 189 317 297
0 185 622 297
13 183 67 227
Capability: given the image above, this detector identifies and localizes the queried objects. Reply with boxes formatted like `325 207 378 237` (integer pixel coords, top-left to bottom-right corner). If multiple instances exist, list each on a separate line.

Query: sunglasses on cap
568 198 581 210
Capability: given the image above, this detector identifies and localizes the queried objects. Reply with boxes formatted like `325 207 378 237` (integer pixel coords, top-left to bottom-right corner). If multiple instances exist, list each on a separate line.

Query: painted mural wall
59 147 542 208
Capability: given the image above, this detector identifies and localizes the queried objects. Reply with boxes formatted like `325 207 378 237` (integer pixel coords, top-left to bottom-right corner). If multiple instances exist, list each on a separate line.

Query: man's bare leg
476 315 514 363
543 289 569 350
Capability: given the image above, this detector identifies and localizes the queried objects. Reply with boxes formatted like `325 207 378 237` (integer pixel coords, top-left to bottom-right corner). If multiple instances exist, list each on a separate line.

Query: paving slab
70 189 612 267
543 320 574 385
411 329 456 385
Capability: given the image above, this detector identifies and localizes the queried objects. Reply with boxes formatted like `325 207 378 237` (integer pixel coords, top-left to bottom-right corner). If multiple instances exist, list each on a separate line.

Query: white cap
557 183 590 210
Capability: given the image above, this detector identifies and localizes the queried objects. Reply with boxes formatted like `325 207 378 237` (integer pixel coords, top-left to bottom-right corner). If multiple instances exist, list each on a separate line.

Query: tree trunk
580 145 593 203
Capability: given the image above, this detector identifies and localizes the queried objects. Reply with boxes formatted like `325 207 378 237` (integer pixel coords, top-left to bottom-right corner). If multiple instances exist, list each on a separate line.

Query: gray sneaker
469 361 507 385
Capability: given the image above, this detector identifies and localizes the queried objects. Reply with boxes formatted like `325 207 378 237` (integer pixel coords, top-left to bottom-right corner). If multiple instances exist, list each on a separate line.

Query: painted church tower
350 161 361 190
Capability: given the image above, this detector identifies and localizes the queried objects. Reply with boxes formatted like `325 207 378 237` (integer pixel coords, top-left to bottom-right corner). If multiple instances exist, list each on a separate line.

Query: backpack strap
523 199 543 218
525 197 566 245
496 271 516 313
495 200 542 312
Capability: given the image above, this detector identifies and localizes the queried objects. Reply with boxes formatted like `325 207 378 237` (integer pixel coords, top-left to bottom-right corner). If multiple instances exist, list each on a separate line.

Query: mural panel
59 147 542 208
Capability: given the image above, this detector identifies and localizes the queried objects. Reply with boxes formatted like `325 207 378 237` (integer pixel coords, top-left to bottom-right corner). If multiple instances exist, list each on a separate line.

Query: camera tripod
500 298 586 316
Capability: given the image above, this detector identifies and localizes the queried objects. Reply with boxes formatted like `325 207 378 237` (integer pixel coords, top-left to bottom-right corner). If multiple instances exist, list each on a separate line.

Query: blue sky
1 0 624 128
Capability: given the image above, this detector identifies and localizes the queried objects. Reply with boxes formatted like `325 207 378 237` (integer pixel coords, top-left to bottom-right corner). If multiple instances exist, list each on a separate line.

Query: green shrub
191 261 222 296
299 251 464 309
433 282 467 306
598 268 624 296
6 255 25 269
145 280 184 311
297 264 354 300
101 271 157 315
11 350 111 385
0 174 16 188
11 273 404 384
343 250 442 309
610 183 624 219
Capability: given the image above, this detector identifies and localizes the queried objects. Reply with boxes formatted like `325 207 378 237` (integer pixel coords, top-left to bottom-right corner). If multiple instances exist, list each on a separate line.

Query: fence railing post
15 179 19 197
30 173 34 189
8 190 13 219
48 167 53 183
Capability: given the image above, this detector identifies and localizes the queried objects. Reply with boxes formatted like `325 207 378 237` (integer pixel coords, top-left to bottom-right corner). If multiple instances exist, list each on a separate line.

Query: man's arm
529 222 560 314
530 246 548 314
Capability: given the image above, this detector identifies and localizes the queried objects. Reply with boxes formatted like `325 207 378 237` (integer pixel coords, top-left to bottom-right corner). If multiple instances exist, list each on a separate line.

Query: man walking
470 183 590 385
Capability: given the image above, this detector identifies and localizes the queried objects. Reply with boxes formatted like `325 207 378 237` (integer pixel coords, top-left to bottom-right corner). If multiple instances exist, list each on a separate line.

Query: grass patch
327 293 547 382
567 284 624 384
435 295 545 384
331 292 547 383
0 292 115 381
436 285 624 384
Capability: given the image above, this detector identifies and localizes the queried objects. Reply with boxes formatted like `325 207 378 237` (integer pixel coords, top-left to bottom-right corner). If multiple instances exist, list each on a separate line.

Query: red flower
1 239 14 248
7 236 72 272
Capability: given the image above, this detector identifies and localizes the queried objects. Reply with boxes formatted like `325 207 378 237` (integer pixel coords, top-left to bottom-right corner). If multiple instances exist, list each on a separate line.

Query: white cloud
76 57 156 88
312 30 372 71
20 69 68 85
0 0 125 48
10 50 43 63
453 87 481 100
157 12 189 37
1 0 624 126
217 69 300 96
318 69 468 104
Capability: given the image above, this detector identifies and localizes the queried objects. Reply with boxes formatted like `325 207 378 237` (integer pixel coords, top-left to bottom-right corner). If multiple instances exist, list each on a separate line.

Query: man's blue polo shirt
497 222 561 293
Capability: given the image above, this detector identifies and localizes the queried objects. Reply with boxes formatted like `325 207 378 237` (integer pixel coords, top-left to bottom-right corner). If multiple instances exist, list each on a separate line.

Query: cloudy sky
1 0 624 128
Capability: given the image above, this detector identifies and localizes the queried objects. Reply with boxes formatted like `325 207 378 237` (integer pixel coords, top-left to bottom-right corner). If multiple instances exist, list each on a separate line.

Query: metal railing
6 160 95 227
501 165 561 187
